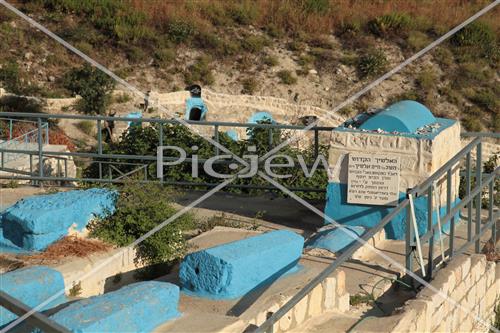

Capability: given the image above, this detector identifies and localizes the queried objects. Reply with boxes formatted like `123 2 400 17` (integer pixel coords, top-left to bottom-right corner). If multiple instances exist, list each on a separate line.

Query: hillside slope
0 0 498 131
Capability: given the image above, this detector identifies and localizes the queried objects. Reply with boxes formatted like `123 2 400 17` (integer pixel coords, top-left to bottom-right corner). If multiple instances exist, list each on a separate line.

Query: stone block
406 299 431 332
0 266 67 326
336 293 350 313
308 284 324 317
293 296 309 325
46 282 179 333
179 230 304 299
470 254 487 283
485 261 496 287
336 270 346 295
476 276 486 299
1 188 116 251
321 276 336 310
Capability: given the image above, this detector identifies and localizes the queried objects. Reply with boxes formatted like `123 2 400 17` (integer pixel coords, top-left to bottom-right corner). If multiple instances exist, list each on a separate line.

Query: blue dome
248 111 275 124
359 100 436 133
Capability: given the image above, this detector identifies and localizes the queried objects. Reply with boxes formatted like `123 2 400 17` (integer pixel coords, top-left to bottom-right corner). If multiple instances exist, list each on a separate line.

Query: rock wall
355 254 499 333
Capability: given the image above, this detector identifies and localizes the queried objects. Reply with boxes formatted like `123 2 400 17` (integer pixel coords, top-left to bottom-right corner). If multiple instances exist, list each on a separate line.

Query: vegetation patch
277 70 297 85
89 183 196 266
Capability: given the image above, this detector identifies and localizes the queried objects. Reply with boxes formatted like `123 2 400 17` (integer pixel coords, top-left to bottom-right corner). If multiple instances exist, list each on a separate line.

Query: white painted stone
336 293 350 313
293 296 308 325
308 284 324 317
321 276 336 310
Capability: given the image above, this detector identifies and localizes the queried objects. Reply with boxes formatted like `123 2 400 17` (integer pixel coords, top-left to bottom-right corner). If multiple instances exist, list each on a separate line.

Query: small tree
64 65 115 115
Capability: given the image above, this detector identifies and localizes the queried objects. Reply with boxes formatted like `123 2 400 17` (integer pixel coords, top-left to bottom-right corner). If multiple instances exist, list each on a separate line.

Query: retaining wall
246 270 350 332
355 254 499 333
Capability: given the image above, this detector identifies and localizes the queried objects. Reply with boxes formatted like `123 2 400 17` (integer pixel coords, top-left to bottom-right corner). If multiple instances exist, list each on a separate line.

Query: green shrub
154 48 176 65
416 69 437 92
125 45 147 63
0 95 44 114
241 77 258 94
302 0 329 14
184 56 214 86
167 19 196 44
287 41 306 52
450 22 497 62
336 20 361 36
277 70 297 85
229 1 259 25
368 13 411 37
265 23 284 38
89 183 196 265
357 50 388 78
407 31 431 50
451 22 495 48
113 93 131 104
241 35 270 53
63 64 115 115
469 89 498 112
433 47 454 67
0 61 22 94
76 120 94 136
462 115 482 132
263 55 279 67
494 114 500 133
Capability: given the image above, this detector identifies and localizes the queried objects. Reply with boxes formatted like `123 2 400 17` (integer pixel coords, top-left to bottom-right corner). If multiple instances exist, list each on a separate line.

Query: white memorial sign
347 153 400 206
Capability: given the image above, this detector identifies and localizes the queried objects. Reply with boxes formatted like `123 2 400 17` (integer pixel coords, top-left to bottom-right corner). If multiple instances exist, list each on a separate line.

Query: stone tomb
324 101 462 240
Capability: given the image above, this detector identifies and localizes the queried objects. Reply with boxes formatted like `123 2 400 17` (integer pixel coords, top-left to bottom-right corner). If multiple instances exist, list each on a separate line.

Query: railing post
97 119 102 180
45 123 49 144
159 123 164 185
475 141 482 253
466 152 472 241
9 119 12 140
427 186 434 280
37 117 43 185
214 124 219 155
489 180 495 244
447 170 455 256
405 201 414 283
314 127 319 158
268 127 273 150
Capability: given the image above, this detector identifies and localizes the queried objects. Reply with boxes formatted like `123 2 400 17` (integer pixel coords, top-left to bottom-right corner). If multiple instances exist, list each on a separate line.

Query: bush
263 55 279 67
184 56 214 86
462 115 482 132
451 22 495 48
407 31 431 50
0 61 22 94
167 19 197 44
241 35 270 53
416 69 437 92
229 1 260 25
89 183 195 265
357 50 388 78
450 22 498 62
469 88 498 112
241 77 258 94
113 93 131 104
63 65 115 115
368 13 411 37
0 95 44 114
277 70 297 85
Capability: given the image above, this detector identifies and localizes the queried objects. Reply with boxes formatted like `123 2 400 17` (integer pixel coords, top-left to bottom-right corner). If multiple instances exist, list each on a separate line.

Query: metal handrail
254 199 410 333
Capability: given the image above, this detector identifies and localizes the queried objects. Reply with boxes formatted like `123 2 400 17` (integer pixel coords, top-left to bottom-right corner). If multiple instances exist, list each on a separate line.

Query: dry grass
128 0 500 35
25 236 112 261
